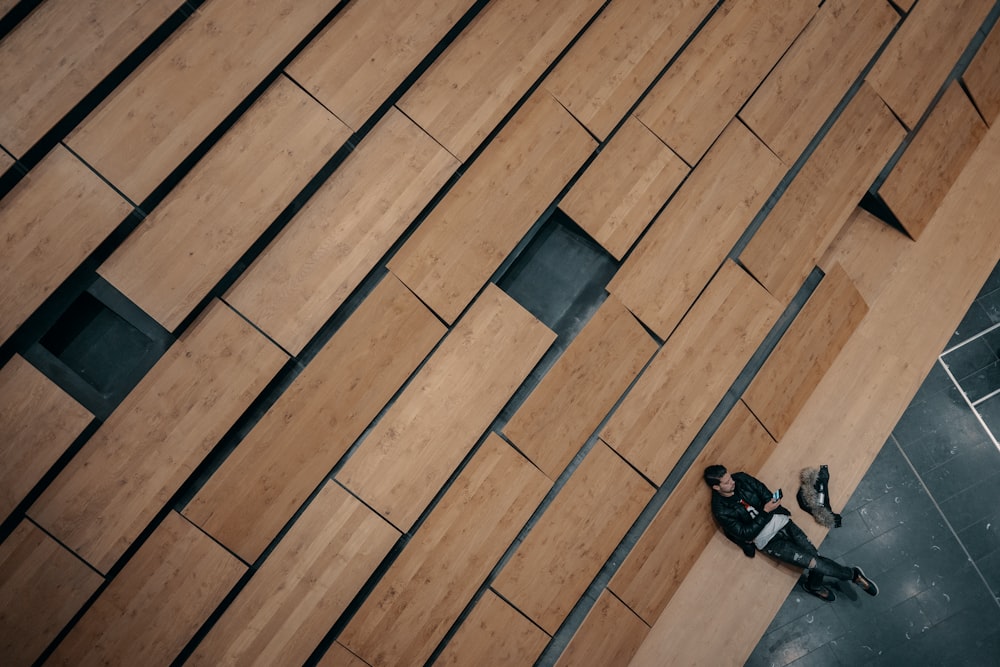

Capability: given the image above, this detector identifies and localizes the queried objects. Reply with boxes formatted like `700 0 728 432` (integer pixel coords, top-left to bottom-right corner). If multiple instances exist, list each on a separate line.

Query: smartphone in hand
772 488 783 501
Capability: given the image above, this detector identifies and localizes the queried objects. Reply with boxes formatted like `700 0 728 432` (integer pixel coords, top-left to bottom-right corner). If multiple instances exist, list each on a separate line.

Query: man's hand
764 498 781 512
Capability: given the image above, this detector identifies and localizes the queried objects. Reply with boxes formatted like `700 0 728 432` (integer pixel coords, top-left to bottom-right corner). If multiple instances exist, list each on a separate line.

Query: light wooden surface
559 116 688 260
184 275 443 563
635 0 816 165
818 208 912 306
436 590 550 666
397 0 604 161
0 520 103 667
189 482 399 667
99 75 350 331
555 590 649 667
544 0 716 141
502 295 657 480
316 643 370 667
867 0 993 129
48 511 245 667
0 144 132 346
340 434 551 667
388 91 596 324
607 120 784 339
29 300 287 573
65 0 340 202
892 0 917 11
739 0 898 163
0 150 12 173
963 19 1000 126
0 0 18 17
492 441 655 635
337 284 555 532
286 0 476 132
740 82 905 304
0 0 177 157
225 107 456 354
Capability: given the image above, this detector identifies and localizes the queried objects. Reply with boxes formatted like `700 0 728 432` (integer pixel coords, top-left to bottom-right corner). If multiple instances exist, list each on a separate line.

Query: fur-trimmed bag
796 465 842 528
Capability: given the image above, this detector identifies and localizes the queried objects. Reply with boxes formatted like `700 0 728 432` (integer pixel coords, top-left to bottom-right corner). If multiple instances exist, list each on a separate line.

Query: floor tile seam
941 320 1000 356
937 356 1000 456
971 385 1000 407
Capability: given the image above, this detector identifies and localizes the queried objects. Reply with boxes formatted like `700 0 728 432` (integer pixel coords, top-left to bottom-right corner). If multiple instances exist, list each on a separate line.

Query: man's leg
781 520 879 596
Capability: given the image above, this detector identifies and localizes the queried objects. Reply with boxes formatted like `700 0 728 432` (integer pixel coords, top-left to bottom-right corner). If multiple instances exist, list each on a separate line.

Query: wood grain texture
555 590 649 667
819 207 912 306
316 643 370 667
963 19 1000 126
436 590 550 666
0 150 12 173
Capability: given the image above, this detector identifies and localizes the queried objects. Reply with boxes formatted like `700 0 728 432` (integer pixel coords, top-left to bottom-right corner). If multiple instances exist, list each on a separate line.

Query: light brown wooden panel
635 0 816 165
544 0 715 141
337 284 554 531
316 643 369 667
0 521 102 666
603 261 781 485
739 0 898 163
607 120 784 339
388 91 596 324
0 150 13 173
892 0 916 11
492 441 654 634
65 0 339 202
963 20 1000 126
0 0 177 157
286 0 476 132
189 482 399 667
397 0 604 161
555 590 649 667
0 0 18 17
225 107 456 354
0 144 132 346
740 82 905 304
436 590 549 666
867 0 993 129
559 116 688 260
29 300 287 573
99 75 350 331
502 295 657 480
819 207 912 306
340 434 551 667
184 275 443 563
48 512 245 666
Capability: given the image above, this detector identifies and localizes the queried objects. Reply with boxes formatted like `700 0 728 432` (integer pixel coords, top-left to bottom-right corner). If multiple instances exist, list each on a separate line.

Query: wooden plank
188 482 399 667
607 120 784 339
225 107 457 354
739 0 898 163
0 355 92 523
740 82 906 304
388 91 596 324
340 433 551 667
316 643 369 667
48 512 245 666
963 19 1000 126
502 295 657 480
544 0 716 141
99 75 351 331
64 0 340 202
184 275 444 563
0 521 103 666
286 0 477 132
603 261 781 485
559 116 688 260
867 0 993 129
29 300 287 573
396 0 604 161
0 150 13 173
0 0 178 157
0 0 18 18
635 0 816 165
436 590 549 666
336 284 554 531
555 590 649 667
0 144 132 347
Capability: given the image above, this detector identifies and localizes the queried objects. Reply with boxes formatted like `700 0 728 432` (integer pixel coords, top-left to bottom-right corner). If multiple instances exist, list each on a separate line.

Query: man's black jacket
711 472 792 548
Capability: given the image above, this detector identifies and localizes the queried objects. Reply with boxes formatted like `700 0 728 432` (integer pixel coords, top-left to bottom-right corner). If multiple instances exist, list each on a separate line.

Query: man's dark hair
704 464 727 488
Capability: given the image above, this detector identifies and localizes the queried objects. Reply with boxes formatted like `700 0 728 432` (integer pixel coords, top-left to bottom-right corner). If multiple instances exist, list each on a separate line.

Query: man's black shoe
852 566 879 597
802 582 836 602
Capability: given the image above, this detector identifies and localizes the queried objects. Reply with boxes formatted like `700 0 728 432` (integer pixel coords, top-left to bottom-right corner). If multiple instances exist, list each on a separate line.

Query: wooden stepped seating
559 116 688 261
867 0 994 130
286 0 477 132
48 511 245 666
396 0 604 162
339 433 551 667
188 482 399 667
0 520 103 666
388 91 595 325
435 590 549 666
336 284 555 533
0 144 132 347
0 0 17 19
98 74 351 332
607 119 784 339
501 294 657 481
0 354 92 524
893 0 917 12
317 643 368 667
819 207 912 306
963 19 1000 126
602 260 781 486
555 590 649 667
740 82 906 305
64 0 340 203
738 0 898 164
1 149 13 174
28 300 287 573
634 0 815 165
225 107 456 355
183 275 443 564
542 0 716 142
0 0 178 158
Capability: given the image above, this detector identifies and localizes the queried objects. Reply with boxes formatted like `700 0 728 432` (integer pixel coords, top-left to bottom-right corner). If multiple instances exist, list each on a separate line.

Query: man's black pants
760 520 853 588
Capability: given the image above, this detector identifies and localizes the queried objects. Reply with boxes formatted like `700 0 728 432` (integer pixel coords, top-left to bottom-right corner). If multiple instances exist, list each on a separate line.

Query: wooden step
436 590 549 666
963 18 1000 126
555 590 649 667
